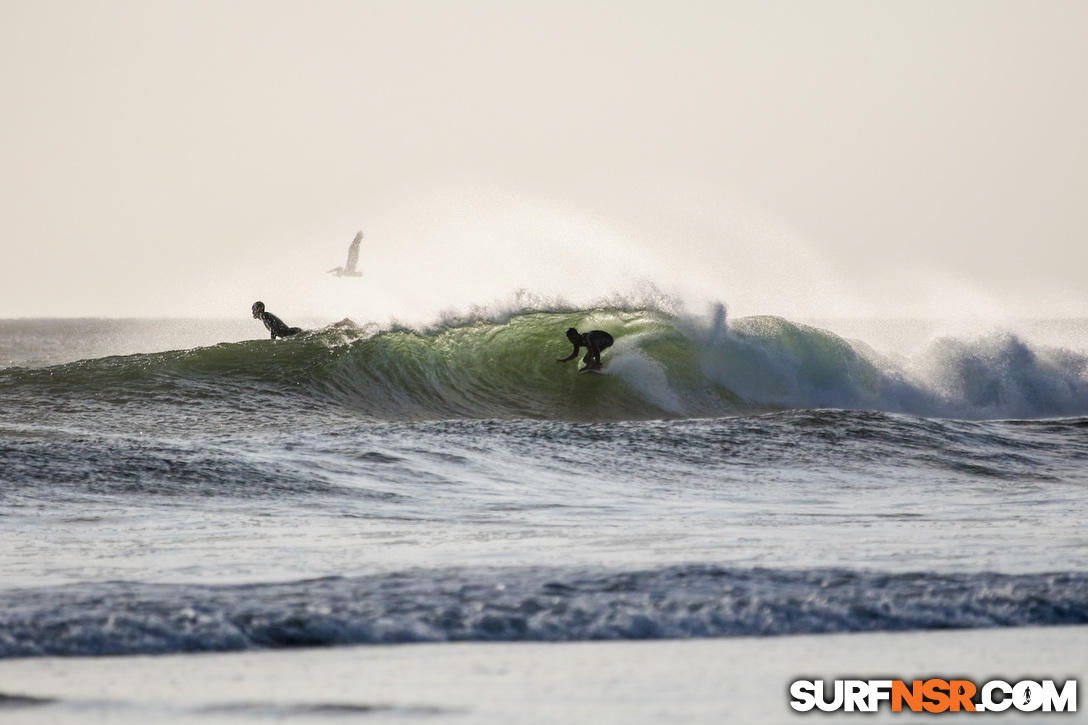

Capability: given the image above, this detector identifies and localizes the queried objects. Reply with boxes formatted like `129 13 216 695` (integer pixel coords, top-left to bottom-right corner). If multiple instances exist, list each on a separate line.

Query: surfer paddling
557 327 614 371
251 301 303 339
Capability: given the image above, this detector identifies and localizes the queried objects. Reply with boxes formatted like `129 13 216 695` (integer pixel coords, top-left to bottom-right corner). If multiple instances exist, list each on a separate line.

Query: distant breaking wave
3 308 1087 422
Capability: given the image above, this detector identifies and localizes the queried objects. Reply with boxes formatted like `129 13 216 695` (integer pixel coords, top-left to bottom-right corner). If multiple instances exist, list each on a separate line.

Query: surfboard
579 366 605 374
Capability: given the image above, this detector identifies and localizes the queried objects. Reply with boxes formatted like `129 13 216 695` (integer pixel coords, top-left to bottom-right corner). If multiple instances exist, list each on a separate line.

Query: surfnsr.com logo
790 679 1077 713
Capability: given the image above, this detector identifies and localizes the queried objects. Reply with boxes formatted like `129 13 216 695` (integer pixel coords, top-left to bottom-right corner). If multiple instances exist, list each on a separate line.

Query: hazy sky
2 0 1086 321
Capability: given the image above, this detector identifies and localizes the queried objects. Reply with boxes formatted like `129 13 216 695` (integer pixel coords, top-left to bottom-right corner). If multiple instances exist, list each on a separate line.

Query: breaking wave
2 307 1086 422
2 566 1086 658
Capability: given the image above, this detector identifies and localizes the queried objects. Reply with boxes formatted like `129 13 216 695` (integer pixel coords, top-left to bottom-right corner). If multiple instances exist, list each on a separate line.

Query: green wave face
313 309 702 421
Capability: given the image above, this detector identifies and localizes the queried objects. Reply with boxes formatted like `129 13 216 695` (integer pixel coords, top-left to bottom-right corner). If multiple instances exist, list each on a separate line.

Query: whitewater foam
2 566 1086 658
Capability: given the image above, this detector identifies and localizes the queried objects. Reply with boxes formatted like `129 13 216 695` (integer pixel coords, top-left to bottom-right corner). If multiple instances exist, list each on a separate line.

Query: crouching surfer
251 301 303 339
557 327 614 371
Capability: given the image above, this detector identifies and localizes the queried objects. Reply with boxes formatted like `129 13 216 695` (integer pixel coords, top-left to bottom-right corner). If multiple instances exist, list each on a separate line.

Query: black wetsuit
256 310 302 339
558 329 614 369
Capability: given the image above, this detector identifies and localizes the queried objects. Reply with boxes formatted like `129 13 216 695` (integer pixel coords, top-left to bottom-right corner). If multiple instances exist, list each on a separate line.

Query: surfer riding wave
557 327 614 370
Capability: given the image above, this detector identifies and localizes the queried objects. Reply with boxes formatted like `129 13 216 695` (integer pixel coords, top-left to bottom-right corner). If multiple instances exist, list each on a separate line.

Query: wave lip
1 566 1086 658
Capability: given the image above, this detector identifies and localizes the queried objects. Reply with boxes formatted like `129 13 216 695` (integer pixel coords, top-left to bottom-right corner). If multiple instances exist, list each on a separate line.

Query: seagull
327 231 363 277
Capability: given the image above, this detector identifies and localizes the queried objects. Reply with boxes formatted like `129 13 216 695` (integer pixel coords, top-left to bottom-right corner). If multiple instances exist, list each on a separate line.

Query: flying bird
327 231 363 277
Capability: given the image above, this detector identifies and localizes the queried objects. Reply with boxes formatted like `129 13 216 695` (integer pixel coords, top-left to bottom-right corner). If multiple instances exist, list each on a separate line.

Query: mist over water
6 181 1087 423
185 180 1079 334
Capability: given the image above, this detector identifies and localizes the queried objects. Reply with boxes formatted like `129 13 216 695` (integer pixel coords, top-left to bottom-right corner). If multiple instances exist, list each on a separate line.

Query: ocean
1 306 1087 718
